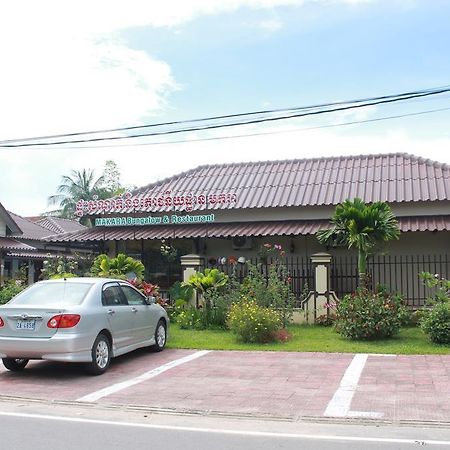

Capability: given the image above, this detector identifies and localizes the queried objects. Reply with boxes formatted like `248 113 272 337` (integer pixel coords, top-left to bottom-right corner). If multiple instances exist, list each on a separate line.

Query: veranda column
27 259 35 285
180 254 204 307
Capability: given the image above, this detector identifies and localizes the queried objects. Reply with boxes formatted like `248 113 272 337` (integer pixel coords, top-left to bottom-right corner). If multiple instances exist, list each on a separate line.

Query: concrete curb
1 394 450 429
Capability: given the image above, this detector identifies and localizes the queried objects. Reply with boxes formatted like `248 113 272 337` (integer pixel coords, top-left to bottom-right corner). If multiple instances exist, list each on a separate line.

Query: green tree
316 198 400 288
47 169 107 222
90 253 145 280
102 160 124 196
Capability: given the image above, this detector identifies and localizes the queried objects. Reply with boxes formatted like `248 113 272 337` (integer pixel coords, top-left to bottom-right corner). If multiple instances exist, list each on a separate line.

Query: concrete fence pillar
303 252 337 323
180 254 204 307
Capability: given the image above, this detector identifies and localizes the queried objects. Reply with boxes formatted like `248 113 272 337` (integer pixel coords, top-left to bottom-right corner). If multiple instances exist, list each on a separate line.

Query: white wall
120 200 450 224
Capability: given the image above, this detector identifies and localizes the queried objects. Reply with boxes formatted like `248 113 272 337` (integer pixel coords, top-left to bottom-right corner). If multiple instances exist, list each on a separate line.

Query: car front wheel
86 333 111 375
151 320 166 352
2 358 29 371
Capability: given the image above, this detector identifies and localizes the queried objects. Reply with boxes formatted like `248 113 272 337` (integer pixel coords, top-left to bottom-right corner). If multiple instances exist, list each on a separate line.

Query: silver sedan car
0 278 169 375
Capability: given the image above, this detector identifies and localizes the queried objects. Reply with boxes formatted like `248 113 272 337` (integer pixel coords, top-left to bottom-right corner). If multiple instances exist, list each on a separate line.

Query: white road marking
324 353 382 419
0 411 449 446
77 350 211 402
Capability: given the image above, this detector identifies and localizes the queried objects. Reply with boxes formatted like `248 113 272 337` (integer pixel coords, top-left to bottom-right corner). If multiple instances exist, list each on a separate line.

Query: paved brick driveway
0 349 449 423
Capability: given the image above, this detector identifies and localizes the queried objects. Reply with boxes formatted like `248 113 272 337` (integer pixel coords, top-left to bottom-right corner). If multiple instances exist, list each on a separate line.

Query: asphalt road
2 411 450 450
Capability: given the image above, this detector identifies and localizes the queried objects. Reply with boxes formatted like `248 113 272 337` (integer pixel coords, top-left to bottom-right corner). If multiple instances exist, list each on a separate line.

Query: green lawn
167 324 450 355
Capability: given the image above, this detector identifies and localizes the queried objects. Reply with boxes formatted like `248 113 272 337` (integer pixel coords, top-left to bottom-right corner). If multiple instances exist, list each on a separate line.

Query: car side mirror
146 296 156 305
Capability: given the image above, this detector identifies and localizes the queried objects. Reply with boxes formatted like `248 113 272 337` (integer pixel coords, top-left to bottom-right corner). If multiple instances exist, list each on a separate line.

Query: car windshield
9 282 93 306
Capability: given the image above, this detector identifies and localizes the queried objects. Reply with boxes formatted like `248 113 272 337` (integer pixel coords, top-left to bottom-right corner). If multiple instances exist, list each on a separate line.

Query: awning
0 238 36 251
46 215 450 243
397 215 450 232
6 252 74 260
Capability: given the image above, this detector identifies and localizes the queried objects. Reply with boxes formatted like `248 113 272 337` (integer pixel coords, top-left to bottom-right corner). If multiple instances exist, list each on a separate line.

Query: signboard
95 213 215 227
76 191 237 217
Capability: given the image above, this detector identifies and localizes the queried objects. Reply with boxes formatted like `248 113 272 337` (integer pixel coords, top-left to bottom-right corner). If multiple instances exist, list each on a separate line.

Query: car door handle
131 307 138 313
107 309 115 315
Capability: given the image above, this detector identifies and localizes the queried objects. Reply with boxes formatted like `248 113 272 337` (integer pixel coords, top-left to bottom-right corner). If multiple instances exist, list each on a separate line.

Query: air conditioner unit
232 236 253 250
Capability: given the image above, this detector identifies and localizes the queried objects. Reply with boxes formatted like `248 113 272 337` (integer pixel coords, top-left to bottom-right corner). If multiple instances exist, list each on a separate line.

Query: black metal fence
331 254 450 308
204 256 314 307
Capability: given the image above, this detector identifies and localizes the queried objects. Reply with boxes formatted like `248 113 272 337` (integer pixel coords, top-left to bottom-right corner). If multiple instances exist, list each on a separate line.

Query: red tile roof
8 213 86 240
46 215 450 242
8 212 55 240
35 217 86 234
101 153 449 214
0 237 36 251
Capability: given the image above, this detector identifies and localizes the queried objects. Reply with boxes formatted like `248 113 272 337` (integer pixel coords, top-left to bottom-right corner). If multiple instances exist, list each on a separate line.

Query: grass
167 324 450 355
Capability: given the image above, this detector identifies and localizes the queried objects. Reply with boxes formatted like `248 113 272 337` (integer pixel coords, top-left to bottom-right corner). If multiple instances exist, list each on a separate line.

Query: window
11 282 93 306
102 285 127 306
121 285 146 306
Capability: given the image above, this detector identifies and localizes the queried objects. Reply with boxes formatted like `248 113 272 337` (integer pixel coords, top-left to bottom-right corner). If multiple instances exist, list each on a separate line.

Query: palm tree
316 198 400 289
47 169 106 223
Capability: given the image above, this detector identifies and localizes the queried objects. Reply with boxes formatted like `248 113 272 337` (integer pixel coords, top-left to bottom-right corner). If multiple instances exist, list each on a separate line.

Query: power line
1 85 448 145
1 85 450 148
25 106 450 149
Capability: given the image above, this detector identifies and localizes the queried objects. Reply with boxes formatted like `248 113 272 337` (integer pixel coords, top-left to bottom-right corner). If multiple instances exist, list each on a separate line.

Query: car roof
39 277 128 285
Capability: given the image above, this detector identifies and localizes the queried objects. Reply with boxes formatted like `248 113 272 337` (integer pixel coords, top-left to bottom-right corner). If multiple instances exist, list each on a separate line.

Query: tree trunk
358 249 367 289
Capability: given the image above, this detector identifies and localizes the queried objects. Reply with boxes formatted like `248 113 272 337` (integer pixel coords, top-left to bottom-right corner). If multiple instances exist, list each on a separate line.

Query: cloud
258 18 284 32
0 0 374 140
0 34 177 139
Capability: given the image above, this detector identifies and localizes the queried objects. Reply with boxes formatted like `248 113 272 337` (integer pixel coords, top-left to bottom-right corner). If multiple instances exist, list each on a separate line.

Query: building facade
0 205 87 285
49 153 450 306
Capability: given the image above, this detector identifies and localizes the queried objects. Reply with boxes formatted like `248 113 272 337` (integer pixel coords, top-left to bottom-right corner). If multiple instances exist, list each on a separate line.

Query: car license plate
16 320 36 331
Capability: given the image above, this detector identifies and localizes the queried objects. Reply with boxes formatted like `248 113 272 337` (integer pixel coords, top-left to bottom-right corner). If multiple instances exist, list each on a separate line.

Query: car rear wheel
2 358 29 371
151 320 166 352
86 333 111 375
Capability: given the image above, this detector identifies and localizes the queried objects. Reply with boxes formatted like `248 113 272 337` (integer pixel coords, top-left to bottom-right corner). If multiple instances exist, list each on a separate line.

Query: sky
1 0 450 216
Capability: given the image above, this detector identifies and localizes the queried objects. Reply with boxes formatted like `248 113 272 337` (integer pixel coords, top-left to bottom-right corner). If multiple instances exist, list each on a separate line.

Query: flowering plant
128 279 165 305
227 298 281 343
257 243 285 262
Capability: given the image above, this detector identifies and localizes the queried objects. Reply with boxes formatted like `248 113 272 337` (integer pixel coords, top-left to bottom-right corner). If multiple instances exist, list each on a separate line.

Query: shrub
315 313 336 327
49 272 77 280
272 328 293 343
168 298 188 323
41 255 78 280
90 253 145 280
241 263 296 328
203 275 241 329
169 281 194 303
227 298 281 343
184 268 229 294
334 289 407 340
183 269 229 329
419 272 450 344
177 307 203 330
420 302 450 344
0 281 26 304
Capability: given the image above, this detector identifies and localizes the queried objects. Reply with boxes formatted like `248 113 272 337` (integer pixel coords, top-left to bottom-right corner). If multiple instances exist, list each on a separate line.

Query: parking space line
324 353 382 419
77 350 211 402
